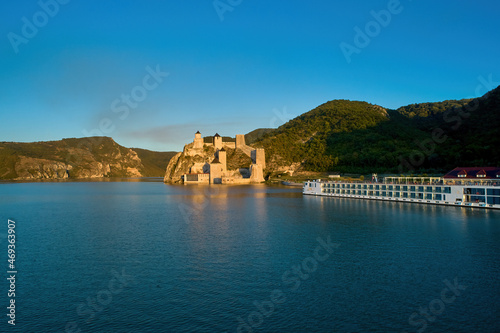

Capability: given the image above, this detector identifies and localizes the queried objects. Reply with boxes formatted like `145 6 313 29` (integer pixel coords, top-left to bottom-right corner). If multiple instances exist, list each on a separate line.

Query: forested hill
0 137 177 180
252 86 500 174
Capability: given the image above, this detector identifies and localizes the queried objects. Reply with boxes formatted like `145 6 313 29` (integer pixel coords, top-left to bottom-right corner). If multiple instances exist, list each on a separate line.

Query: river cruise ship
303 167 500 210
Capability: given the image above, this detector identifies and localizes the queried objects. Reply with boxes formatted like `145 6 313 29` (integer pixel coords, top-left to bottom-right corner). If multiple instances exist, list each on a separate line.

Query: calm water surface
0 180 499 332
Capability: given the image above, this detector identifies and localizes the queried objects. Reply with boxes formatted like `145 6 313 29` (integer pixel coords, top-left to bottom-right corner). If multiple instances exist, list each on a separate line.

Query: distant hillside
252 87 500 175
245 128 274 145
396 99 473 119
131 148 178 177
0 137 178 180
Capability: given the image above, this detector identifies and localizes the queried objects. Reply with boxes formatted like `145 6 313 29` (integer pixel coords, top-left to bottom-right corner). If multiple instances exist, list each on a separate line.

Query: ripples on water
0 181 498 332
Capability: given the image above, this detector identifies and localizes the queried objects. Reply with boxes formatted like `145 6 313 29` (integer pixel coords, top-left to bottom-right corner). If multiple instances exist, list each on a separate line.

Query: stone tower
209 157 222 184
235 134 245 148
250 163 264 182
193 131 203 149
214 133 222 150
217 148 227 173
255 148 266 169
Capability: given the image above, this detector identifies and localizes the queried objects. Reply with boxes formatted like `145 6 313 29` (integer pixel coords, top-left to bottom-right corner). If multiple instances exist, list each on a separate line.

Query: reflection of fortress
183 131 265 184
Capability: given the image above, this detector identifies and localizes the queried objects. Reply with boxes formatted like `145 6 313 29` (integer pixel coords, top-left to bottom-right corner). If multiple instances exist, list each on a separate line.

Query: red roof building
443 167 500 179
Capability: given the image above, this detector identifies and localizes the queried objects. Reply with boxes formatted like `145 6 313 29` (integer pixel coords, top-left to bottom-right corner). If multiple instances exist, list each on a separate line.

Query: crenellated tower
193 131 203 148
213 133 222 150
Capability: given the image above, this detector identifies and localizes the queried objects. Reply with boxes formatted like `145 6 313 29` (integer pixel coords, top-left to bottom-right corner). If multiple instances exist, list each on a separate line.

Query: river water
0 179 498 332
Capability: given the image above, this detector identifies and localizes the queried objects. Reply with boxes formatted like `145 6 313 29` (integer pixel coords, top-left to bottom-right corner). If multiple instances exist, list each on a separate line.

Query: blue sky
1 0 499 151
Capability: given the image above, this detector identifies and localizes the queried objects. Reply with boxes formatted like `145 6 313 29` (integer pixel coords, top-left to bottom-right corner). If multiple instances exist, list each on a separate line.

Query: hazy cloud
122 120 252 149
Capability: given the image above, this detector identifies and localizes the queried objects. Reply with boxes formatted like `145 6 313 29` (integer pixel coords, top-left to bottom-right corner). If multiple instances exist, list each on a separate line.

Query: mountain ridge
1 86 498 180
0 137 177 180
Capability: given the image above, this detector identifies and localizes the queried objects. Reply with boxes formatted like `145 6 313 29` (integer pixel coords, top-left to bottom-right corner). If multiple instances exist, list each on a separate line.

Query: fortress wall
179 132 265 184
222 177 252 184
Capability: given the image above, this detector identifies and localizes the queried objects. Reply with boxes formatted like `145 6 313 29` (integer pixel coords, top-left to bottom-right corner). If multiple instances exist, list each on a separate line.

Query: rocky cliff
0 137 176 180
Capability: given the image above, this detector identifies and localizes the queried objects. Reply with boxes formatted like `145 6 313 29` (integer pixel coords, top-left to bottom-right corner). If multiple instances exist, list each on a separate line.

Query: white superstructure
303 175 500 210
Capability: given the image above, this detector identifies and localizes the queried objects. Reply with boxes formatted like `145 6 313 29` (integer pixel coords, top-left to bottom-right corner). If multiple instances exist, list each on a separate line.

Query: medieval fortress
164 131 266 184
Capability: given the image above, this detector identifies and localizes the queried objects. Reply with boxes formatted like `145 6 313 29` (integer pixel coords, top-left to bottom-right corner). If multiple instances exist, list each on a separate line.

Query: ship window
435 194 442 200
418 186 424 192
381 192 386 197
467 188 485 195
487 189 500 196
470 195 485 203
487 197 500 204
